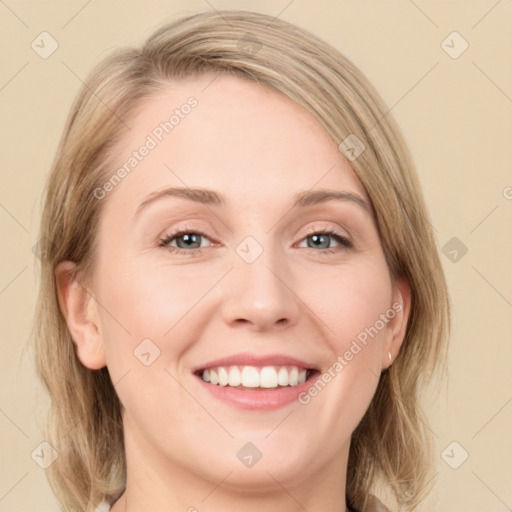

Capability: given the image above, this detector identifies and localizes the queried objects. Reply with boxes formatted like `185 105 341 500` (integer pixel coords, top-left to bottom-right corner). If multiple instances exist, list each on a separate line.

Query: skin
56 73 410 512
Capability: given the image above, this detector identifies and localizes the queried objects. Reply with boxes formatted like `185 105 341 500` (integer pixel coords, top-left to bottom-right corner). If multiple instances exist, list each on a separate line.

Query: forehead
103 73 369 217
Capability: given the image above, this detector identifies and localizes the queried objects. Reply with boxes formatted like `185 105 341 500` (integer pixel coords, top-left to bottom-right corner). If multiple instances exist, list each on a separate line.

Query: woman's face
68 74 408 498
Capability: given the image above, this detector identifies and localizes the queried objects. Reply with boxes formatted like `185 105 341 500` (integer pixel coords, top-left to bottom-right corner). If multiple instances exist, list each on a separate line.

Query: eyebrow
134 186 372 218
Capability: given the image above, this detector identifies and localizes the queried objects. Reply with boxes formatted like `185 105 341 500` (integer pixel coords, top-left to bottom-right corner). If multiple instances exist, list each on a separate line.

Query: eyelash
158 226 353 257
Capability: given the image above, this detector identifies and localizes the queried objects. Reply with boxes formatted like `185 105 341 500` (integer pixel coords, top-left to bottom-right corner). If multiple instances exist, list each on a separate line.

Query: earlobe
382 277 411 370
55 261 106 370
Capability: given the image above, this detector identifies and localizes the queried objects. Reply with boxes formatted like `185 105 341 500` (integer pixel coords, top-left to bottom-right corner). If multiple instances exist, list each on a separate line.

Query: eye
158 228 213 257
296 227 353 254
158 226 352 257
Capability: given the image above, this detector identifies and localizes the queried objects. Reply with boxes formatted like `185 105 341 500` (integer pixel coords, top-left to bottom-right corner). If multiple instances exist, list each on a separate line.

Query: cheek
306 258 392 353
297 259 391 420
94 253 223 367
92 258 220 425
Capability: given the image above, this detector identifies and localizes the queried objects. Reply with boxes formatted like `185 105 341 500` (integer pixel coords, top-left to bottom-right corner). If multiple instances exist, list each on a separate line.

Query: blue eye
297 228 353 254
158 229 212 257
158 227 352 257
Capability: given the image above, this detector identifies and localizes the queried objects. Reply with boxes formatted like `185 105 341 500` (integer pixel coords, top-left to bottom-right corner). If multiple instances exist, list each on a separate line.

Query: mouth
193 365 320 390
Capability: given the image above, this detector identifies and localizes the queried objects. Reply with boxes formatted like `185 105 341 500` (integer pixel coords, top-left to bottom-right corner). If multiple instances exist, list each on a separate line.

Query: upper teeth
201 365 308 388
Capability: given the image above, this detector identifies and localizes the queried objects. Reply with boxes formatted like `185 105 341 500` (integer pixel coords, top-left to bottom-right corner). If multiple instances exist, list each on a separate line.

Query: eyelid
158 225 215 246
300 223 351 239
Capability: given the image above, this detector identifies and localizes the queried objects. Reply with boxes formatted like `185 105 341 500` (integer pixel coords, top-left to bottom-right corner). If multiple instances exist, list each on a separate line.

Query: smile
192 352 321 409
196 365 318 389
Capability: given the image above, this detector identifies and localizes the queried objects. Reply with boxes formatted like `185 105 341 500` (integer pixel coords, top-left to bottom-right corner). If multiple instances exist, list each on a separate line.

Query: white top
96 489 123 511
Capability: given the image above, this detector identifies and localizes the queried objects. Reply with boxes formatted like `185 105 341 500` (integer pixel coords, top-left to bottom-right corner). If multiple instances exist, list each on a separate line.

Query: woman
32 9 450 512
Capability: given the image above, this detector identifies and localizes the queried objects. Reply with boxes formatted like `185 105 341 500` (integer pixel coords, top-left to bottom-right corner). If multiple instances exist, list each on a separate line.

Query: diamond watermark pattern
442 236 468 263
32 237 55 262
237 442 263 468
236 236 263 264
31 32 59 59
31 441 58 469
441 31 469 59
441 441 469 469
338 134 366 161
237 32 262 56
133 338 161 366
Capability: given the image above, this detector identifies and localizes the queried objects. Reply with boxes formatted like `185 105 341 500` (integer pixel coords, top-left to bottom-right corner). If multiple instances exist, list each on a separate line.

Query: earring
388 352 392 363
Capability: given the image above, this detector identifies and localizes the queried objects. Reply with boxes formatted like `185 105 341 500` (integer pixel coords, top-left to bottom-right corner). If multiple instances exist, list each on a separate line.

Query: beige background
1 1 511 510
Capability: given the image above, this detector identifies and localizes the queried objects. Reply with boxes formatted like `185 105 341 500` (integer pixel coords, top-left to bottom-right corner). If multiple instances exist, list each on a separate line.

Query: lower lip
194 372 320 410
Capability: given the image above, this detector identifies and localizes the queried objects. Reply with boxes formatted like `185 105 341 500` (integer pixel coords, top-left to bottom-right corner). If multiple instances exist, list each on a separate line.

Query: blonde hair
32 9 450 511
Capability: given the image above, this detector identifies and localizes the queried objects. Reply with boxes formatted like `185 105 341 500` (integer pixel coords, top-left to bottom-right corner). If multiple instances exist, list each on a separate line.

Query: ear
55 261 106 370
381 276 411 370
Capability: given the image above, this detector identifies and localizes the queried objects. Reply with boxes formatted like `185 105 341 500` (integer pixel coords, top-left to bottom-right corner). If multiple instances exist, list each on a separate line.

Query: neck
110 419 351 512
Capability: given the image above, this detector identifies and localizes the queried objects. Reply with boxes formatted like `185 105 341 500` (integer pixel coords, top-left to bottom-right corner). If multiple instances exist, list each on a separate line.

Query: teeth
200 365 310 388
241 366 260 387
277 367 289 386
228 366 241 387
260 367 278 388
289 366 299 386
218 367 229 386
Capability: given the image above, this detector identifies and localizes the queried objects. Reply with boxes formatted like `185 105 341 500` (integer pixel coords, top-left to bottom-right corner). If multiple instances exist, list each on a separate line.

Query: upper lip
192 352 320 373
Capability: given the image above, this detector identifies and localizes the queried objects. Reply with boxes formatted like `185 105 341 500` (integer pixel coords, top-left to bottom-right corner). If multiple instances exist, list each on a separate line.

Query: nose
220 248 301 332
